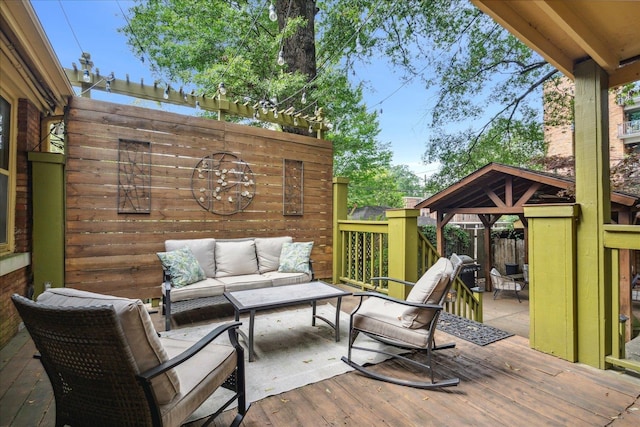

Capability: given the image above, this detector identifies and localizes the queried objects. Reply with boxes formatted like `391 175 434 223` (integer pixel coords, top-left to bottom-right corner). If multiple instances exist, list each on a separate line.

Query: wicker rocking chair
341 254 464 389
12 289 249 427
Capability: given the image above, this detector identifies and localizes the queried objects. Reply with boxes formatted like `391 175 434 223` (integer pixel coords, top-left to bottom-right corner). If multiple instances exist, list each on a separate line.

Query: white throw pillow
215 239 259 277
165 238 216 278
255 236 292 273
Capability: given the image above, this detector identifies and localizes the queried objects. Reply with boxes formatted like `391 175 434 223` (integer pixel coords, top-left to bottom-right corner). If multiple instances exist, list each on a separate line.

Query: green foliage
420 225 470 257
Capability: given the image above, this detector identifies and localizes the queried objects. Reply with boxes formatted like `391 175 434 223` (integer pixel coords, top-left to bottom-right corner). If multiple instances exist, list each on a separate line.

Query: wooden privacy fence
63 97 333 299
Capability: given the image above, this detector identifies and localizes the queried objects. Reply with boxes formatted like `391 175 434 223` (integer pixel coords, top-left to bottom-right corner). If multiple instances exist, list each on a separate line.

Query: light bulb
82 69 91 83
273 109 279 118
308 125 313 134
277 50 285 66
105 81 111 92
301 91 307 104
268 3 277 22
218 82 226 95
195 100 201 110
293 117 298 126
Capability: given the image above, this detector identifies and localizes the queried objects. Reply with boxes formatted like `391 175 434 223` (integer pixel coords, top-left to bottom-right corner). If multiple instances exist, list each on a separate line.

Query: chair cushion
402 257 453 329
159 336 237 426
255 236 293 273
157 247 207 288
353 298 431 348
165 238 216 278
278 241 313 274
37 288 180 405
215 240 259 277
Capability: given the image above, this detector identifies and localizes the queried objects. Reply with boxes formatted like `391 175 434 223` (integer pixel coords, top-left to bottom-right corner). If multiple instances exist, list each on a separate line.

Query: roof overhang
471 1 640 88
0 1 73 114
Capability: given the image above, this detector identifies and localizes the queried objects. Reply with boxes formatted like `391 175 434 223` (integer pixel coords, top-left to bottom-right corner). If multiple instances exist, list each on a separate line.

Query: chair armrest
371 276 416 288
353 291 443 310
137 321 242 382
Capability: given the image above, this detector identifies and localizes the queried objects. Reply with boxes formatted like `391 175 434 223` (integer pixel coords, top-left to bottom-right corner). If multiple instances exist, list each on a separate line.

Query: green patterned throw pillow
278 241 313 274
157 247 206 288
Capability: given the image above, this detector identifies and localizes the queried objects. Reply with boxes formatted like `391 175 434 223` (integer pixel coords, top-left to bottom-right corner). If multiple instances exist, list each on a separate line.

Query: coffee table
224 281 351 362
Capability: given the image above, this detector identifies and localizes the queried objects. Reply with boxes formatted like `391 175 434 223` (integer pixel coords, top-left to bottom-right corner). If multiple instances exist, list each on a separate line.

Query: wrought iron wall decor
191 152 255 215
117 139 151 213
283 159 303 215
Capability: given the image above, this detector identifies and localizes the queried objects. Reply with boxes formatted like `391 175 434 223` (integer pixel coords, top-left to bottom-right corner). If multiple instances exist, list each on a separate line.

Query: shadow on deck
2 290 639 426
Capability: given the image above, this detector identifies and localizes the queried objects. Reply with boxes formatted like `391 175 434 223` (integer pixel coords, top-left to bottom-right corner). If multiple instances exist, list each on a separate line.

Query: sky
31 0 440 178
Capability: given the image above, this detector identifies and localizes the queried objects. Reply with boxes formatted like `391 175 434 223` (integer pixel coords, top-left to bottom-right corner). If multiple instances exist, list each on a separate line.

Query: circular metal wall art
191 152 256 215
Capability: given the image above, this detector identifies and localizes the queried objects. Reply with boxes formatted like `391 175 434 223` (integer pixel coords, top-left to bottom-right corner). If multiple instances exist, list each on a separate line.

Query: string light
82 69 91 83
163 86 170 100
301 91 307 104
218 82 227 95
105 72 115 92
268 1 277 21
277 50 285 66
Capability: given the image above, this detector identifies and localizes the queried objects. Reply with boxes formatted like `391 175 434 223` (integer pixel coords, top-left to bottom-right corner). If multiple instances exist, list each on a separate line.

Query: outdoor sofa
158 236 314 330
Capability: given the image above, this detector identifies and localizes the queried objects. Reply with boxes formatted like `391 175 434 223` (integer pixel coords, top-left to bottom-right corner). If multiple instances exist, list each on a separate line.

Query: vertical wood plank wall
64 97 333 299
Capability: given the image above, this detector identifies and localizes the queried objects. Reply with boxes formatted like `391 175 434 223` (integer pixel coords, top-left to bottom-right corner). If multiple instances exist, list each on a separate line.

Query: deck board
2 301 639 427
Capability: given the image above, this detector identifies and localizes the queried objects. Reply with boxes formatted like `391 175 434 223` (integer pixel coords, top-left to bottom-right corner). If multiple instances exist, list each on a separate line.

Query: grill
457 255 481 289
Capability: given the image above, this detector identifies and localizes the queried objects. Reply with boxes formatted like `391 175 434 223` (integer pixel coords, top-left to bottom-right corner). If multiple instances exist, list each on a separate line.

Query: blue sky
31 0 440 177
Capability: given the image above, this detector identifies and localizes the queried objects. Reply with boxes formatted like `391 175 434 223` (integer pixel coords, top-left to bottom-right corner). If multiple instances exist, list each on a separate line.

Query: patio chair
12 288 249 427
341 254 464 389
489 267 525 302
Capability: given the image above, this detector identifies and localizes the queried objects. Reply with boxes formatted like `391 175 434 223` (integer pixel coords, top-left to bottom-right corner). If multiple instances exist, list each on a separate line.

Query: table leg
311 300 317 326
248 310 256 362
335 297 342 342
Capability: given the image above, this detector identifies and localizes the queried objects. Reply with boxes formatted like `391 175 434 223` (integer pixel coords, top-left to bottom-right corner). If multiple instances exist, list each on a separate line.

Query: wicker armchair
12 290 249 427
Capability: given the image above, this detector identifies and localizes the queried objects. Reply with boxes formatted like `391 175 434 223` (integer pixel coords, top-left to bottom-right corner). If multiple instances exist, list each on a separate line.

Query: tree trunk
276 0 317 134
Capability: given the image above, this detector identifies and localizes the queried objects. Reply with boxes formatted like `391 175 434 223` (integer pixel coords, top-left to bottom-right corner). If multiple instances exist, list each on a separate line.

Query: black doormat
437 312 514 346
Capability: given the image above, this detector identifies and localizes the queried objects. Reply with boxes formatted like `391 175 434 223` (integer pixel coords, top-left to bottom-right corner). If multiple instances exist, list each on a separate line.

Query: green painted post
332 177 349 285
386 209 419 299
524 204 579 361
574 60 612 368
28 152 65 298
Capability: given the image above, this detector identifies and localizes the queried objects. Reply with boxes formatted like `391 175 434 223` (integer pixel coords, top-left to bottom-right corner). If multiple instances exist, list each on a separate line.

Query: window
0 95 13 253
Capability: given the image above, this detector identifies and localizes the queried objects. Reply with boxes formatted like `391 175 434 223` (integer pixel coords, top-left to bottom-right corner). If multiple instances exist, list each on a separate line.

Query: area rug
161 304 398 423
437 311 514 346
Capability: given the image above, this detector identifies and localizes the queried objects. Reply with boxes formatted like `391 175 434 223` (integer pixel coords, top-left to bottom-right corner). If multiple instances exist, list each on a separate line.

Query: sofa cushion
401 257 453 329
165 238 216 278
37 288 180 405
263 271 312 287
217 274 273 292
255 236 293 273
165 278 226 302
278 241 313 274
157 247 206 288
215 240 259 277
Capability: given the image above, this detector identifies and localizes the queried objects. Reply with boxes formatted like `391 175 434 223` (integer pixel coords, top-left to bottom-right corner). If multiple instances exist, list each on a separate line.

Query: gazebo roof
415 163 638 216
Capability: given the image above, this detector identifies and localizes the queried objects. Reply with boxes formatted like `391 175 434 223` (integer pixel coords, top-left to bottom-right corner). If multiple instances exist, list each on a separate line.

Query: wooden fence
64 97 333 299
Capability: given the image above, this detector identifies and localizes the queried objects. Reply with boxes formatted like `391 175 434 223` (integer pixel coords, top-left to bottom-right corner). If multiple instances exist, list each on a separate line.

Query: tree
122 0 394 206
319 0 556 191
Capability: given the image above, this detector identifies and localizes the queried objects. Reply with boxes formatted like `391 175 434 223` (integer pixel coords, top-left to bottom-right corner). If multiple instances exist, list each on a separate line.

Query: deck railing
334 209 482 322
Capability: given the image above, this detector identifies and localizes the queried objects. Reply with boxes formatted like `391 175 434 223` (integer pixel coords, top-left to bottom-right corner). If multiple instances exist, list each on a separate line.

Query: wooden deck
2 294 639 426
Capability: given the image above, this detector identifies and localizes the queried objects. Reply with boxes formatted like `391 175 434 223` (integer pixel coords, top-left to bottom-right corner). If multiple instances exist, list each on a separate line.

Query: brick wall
0 99 38 349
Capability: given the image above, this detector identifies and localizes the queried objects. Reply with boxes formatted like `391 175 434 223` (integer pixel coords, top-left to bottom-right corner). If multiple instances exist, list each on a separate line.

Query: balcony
618 119 640 140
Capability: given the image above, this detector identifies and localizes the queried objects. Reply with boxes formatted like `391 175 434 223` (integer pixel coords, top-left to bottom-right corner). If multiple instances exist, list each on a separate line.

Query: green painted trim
332 178 349 284
523 204 580 218
603 225 640 250
387 209 419 299
27 151 66 164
